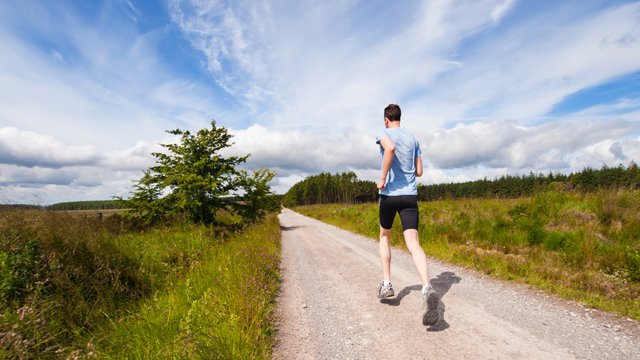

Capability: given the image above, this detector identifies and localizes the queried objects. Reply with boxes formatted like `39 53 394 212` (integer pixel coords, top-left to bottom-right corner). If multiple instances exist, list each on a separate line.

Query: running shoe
422 287 439 326
377 282 394 298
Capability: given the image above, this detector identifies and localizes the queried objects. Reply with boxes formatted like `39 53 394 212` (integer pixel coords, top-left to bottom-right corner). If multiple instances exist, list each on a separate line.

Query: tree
124 120 276 225
122 170 168 226
234 168 281 222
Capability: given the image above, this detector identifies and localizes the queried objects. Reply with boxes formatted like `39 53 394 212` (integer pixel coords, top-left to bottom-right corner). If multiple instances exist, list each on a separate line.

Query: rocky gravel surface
273 209 640 360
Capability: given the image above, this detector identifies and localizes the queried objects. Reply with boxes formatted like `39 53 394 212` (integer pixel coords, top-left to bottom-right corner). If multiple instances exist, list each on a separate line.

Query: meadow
0 209 281 359
295 189 640 320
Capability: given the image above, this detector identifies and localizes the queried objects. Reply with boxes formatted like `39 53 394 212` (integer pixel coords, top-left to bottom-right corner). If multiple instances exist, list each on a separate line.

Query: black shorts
379 195 419 230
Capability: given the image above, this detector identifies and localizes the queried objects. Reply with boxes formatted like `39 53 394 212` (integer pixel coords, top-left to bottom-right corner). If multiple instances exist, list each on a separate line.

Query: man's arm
415 156 423 177
377 136 395 190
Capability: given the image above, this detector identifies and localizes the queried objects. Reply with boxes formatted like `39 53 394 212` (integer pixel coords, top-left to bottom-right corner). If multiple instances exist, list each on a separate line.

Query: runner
375 103 438 324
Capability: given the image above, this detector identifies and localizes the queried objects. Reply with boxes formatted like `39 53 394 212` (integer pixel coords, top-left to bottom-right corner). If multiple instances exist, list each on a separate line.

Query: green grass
0 209 281 359
93 215 281 359
295 190 640 320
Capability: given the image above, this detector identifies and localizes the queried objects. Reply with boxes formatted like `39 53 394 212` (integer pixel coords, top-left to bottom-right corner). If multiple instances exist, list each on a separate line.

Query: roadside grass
295 189 640 320
93 214 281 359
0 209 280 359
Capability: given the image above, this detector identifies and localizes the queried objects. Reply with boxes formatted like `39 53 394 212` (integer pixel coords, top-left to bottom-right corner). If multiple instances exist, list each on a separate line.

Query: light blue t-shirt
376 127 421 196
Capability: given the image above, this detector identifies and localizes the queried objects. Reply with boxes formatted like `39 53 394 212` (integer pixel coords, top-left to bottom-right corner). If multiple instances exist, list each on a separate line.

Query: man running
375 103 436 323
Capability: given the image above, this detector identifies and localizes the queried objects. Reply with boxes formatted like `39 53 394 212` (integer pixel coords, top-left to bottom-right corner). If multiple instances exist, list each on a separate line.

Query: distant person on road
376 104 436 321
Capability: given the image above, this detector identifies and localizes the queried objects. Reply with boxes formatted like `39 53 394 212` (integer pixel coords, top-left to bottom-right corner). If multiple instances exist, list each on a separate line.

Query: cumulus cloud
100 140 164 171
423 117 637 171
225 124 380 173
0 127 100 168
223 115 638 189
0 163 108 187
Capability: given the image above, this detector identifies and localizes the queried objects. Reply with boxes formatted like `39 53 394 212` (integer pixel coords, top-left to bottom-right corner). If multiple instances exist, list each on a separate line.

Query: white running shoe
377 282 394 298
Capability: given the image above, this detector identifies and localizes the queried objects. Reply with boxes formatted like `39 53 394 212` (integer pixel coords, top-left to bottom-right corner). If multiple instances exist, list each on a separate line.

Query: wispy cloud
168 0 275 112
0 1 220 151
491 0 516 24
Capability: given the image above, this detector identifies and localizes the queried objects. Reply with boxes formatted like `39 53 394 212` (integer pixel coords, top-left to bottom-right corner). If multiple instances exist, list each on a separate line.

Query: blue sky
1 0 639 204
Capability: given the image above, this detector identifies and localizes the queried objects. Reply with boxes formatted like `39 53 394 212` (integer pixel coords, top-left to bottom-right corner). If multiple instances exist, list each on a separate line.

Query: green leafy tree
124 121 276 224
121 170 168 226
234 169 281 222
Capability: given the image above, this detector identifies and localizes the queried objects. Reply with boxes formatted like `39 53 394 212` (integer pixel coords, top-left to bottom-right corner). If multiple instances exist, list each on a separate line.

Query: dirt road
273 209 640 360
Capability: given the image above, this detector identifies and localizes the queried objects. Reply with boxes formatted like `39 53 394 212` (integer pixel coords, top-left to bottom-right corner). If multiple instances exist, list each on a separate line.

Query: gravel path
273 209 640 360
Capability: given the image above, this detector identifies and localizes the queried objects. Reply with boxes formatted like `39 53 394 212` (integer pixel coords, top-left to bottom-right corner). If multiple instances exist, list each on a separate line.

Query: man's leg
403 229 429 287
379 227 392 282
407 229 439 325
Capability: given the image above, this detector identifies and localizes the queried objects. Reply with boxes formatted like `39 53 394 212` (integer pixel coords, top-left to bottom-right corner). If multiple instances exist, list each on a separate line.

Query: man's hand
377 178 386 190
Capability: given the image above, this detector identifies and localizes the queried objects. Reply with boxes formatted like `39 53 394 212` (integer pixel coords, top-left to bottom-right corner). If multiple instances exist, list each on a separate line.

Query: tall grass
0 209 281 359
94 214 281 359
1 210 152 358
296 189 640 319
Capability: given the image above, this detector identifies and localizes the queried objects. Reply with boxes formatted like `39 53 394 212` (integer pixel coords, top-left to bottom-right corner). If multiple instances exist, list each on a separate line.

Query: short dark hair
384 104 401 121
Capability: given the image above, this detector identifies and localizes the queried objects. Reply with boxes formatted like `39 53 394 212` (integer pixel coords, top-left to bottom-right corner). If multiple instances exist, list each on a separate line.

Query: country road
273 209 640 360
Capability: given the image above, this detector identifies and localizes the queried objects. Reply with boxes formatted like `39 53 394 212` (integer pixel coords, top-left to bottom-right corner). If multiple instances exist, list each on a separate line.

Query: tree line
421 163 640 200
47 200 125 211
282 172 377 207
283 163 640 206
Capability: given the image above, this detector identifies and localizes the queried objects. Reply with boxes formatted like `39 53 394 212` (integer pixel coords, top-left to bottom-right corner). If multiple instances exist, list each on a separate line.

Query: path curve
273 209 640 360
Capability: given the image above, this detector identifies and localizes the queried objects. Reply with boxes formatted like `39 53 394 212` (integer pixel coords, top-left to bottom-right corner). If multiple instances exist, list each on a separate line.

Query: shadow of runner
280 225 304 231
380 285 421 306
424 271 462 332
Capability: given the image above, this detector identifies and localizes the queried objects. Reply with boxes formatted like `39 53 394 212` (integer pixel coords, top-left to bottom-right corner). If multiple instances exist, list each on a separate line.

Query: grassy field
295 189 640 320
0 209 281 359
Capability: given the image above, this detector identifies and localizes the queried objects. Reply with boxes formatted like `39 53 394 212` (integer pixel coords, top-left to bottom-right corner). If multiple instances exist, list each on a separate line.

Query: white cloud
423 117 635 171
0 127 99 168
100 141 162 171
168 0 274 111
0 161 143 205
491 0 516 24
0 2 219 152
424 1 640 123
226 124 380 174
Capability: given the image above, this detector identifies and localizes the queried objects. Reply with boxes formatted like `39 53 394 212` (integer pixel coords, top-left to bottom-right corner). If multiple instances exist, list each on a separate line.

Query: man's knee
380 227 391 238
403 229 420 246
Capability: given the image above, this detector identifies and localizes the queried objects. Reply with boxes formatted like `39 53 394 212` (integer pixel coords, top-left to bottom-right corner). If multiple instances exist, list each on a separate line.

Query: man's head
384 104 401 122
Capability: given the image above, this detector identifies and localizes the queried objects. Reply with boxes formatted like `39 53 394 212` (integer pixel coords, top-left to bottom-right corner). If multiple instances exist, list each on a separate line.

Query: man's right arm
377 136 395 190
